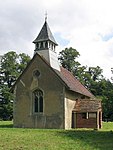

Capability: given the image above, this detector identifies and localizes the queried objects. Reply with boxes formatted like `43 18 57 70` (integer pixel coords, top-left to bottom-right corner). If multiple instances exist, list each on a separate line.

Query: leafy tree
0 51 31 120
18 53 31 73
58 47 81 73
88 66 103 82
0 51 18 88
103 80 113 120
58 47 87 83
83 66 104 93
58 47 104 89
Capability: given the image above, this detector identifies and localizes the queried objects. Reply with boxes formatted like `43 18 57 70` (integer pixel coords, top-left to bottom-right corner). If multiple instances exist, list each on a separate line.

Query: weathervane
45 11 47 21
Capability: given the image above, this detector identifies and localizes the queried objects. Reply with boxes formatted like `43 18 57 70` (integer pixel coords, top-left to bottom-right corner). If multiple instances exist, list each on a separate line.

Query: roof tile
33 21 58 45
57 67 94 98
73 99 102 112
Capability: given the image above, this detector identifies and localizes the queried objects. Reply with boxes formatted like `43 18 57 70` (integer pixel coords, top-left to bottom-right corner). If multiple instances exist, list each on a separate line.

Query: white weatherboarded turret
33 20 60 71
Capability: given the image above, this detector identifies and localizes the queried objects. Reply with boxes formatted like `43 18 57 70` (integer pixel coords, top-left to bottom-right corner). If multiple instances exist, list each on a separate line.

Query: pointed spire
33 19 58 45
33 17 60 71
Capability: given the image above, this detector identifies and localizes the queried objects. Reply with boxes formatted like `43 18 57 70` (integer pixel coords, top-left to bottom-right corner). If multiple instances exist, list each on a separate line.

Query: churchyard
0 121 113 150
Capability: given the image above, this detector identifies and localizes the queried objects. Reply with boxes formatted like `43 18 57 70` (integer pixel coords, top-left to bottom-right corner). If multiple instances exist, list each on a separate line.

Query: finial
45 11 47 21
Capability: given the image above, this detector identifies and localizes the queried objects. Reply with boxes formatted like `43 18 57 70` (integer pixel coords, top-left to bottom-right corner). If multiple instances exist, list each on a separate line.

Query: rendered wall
64 90 84 129
13 55 64 128
64 90 90 129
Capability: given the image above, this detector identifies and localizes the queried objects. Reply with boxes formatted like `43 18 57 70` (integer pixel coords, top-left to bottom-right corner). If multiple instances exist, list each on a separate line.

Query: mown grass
0 121 113 150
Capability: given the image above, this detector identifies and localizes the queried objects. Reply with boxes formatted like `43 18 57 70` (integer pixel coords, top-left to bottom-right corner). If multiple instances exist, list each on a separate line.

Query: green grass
0 121 113 150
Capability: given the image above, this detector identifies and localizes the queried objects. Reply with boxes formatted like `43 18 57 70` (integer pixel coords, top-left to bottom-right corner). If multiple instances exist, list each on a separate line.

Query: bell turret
33 20 58 52
33 19 60 71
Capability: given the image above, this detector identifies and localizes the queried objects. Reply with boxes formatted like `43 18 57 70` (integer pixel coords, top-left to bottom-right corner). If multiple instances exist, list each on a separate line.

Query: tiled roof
73 99 102 112
33 21 58 45
55 67 94 98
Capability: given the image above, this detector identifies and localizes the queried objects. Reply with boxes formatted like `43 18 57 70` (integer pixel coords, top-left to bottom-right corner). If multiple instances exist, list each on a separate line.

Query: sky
0 0 113 80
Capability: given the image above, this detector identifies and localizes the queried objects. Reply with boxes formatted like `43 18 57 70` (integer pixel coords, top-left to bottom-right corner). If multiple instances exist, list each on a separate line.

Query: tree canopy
58 47 81 73
0 51 31 120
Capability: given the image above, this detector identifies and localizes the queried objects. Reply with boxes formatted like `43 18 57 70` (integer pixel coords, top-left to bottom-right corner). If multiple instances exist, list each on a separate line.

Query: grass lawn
0 121 113 150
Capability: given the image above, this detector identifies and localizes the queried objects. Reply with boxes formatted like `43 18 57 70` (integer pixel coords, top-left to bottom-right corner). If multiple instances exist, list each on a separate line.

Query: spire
33 18 60 71
33 20 58 45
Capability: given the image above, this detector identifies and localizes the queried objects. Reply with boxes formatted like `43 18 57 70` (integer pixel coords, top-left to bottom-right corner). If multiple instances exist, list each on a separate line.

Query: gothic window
33 89 43 113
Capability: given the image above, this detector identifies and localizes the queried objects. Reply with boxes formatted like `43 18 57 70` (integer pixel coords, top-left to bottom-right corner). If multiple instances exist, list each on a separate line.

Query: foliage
58 47 81 73
0 51 31 120
99 80 113 121
0 121 113 150
59 47 113 121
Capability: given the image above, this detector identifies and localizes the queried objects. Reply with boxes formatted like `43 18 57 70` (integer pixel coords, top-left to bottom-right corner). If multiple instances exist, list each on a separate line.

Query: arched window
33 89 43 113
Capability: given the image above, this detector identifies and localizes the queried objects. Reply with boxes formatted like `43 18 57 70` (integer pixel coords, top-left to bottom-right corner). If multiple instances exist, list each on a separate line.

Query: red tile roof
56 67 94 98
73 99 102 112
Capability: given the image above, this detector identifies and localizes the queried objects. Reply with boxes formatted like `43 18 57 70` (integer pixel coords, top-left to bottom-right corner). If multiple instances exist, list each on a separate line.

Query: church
12 18 102 129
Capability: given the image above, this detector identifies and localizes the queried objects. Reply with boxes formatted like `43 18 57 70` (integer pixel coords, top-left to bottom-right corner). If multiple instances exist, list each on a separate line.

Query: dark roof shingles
33 21 57 45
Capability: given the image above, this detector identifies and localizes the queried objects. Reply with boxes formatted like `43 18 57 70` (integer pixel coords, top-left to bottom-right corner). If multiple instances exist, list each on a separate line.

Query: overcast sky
0 0 113 79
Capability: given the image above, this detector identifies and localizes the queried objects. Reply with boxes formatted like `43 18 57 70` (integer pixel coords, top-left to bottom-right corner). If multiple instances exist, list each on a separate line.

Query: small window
82 113 87 119
33 89 43 113
89 112 96 118
82 112 88 119
33 70 40 78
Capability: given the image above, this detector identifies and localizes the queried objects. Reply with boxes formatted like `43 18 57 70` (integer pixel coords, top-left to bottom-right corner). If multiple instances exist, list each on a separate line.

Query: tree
58 47 87 82
58 47 81 73
0 51 31 120
88 66 103 82
18 53 31 73
82 66 104 93
94 79 113 121
58 47 104 89
0 51 18 88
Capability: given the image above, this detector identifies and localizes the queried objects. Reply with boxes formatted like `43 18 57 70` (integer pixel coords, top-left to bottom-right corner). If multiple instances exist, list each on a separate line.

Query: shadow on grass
0 122 13 128
57 129 113 150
